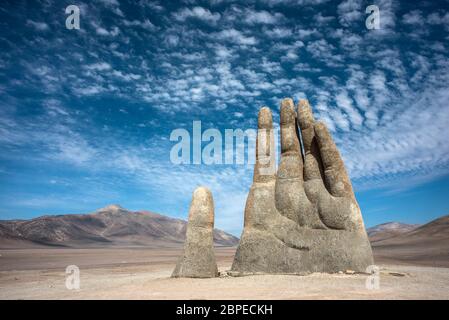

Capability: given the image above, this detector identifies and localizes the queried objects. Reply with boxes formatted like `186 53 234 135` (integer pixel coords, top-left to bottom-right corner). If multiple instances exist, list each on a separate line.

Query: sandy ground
0 247 448 300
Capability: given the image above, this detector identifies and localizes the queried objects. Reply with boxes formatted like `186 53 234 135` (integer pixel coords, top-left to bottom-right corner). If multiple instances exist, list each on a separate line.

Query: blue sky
0 0 448 236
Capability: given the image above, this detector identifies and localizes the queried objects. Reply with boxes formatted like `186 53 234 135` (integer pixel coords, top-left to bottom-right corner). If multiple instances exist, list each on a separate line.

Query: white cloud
314 12 335 26
427 11 449 27
173 7 221 24
297 28 319 38
337 0 362 27
123 19 157 31
214 29 257 45
261 0 330 6
26 20 49 31
402 10 424 26
99 0 119 5
264 27 293 38
95 25 120 36
112 70 142 81
98 0 124 17
335 91 364 129
214 45 234 58
243 10 284 25
306 39 343 66
72 85 105 96
85 62 112 71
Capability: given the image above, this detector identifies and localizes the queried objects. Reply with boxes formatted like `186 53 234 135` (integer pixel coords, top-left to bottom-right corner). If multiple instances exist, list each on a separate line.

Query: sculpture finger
275 98 312 225
244 107 277 230
278 98 303 179
253 107 276 183
297 99 324 182
314 122 354 198
188 186 215 228
172 186 218 278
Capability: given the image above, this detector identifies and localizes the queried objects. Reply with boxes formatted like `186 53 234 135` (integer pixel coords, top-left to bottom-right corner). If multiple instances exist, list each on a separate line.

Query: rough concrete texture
231 98 374 275
172 187 219 278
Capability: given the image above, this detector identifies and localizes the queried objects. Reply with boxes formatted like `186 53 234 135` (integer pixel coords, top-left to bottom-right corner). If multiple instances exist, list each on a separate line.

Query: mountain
371 215 449 267
367 222 420 242
0 205 239 249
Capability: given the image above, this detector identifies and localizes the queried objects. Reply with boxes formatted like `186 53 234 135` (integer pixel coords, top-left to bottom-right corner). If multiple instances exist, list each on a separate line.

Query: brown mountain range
2 206 448 268
370 215 449 267
367 222 421 242
0 205 239 249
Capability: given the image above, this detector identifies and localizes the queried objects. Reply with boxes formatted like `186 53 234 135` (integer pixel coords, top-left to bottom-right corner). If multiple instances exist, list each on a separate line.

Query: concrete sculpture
172 186 219 278
231 98 374 275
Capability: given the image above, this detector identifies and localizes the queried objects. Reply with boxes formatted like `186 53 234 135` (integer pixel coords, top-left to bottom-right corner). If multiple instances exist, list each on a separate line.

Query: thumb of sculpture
172 186 219 278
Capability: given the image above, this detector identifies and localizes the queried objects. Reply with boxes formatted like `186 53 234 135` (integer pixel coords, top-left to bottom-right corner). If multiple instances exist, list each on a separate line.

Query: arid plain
1 246 449 300
2 210 449 299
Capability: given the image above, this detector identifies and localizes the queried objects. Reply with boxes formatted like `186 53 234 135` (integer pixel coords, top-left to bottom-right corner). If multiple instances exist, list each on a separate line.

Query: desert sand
0 247 448 300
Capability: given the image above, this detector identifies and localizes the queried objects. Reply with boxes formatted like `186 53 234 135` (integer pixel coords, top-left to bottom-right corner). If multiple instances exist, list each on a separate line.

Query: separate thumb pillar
172 186 218 278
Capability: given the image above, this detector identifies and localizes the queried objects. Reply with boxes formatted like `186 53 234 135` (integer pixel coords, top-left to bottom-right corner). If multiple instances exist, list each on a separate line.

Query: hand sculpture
172 186 219 278
231 98 373 275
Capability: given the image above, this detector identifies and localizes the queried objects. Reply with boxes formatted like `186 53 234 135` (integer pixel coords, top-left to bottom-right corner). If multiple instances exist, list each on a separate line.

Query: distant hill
367 222 421 242
370 215 449 267
0 205 239 249
3 206 448 268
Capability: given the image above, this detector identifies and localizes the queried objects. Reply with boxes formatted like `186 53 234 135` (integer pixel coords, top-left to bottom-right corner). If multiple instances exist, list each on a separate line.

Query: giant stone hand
231 98 374 275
